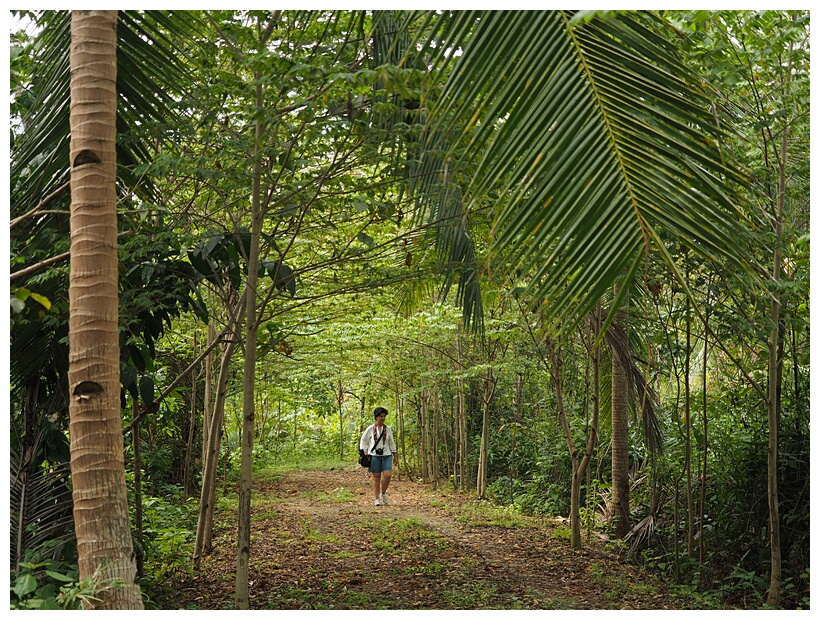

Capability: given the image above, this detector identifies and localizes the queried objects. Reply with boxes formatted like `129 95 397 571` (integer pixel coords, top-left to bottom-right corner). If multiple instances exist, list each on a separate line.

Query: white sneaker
374 498 381 506
380 493 388 505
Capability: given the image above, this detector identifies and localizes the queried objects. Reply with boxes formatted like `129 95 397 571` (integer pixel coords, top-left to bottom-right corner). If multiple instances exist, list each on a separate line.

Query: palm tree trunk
68 10 142 609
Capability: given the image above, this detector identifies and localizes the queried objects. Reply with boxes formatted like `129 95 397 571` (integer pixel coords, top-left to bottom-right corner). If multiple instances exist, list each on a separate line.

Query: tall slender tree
610 284 631 538
235 29 268 606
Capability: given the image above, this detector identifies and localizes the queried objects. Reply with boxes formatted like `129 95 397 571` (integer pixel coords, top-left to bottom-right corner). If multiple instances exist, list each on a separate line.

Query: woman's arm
359 426 371 452
387 427 398 454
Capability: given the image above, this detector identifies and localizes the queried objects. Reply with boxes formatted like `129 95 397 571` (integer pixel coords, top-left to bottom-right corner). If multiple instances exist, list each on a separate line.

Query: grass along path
169 466 689 610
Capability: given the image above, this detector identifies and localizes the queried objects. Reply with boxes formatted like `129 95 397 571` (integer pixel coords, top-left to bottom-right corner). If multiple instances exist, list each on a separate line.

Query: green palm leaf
11 10 200 218
416 10 749 332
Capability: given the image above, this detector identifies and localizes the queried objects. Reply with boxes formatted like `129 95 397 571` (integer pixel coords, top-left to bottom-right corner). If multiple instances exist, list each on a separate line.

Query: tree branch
10 181 70 229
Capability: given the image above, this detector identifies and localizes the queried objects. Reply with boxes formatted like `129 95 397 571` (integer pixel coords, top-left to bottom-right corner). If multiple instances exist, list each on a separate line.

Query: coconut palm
11 9 199 608
67 11 142 608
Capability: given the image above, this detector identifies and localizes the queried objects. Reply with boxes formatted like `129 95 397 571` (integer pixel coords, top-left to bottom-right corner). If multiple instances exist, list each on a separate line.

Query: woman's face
375 414 386 425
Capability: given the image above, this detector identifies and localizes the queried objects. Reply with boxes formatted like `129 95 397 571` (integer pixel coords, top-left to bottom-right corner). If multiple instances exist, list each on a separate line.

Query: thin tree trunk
684 290 693 556
571 309 602 548
445 400 454 486
458 374 467 490
429 392 435 482
202 326 240 554
549 342 581 548
432 389 441 486
610 284 630 538
454 392 463 489
699 298 710 564
455 334 467 490
67 10 142 608
477 368 496 500
275 400 282 460
194 332 240 564
398 386 409 478
765 106 789 609
511 372 523 500
202 321 215 470
419 391 429 483
258 381 270 452
338 379 345 460
587 319 601 541
534 307 601 549
183 335 198 502
133 397 144 579
235 73 265 609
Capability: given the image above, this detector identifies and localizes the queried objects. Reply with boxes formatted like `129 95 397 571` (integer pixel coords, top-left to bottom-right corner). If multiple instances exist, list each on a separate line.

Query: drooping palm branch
410 10 750 333
370 11 485 331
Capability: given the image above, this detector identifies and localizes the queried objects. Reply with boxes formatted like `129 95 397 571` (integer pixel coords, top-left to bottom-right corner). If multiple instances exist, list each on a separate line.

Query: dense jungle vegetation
9 9 809 610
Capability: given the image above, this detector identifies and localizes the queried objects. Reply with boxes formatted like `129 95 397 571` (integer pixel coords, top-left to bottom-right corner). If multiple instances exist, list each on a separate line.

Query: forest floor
169 466 692 610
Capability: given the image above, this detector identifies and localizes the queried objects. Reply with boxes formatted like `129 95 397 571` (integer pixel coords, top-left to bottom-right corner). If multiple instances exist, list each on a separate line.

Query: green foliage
138 495 198 585
550 524 572 541
442 582 498 608
404 562 447 576
253 456 349 481
301 522 341 545
455 501 530 528
300 486 357 503
11 558 77 610
10 551 126 610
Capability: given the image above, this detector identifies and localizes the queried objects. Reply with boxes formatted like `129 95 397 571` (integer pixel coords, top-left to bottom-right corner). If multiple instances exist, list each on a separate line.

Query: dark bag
358 449 371 468
358 426 386 467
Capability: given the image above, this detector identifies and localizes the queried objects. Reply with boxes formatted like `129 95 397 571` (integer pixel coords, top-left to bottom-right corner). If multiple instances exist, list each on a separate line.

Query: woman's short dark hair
373 406 388 419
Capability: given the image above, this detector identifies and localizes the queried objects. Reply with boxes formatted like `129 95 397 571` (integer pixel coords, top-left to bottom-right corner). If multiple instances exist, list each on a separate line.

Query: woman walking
359 406 398 506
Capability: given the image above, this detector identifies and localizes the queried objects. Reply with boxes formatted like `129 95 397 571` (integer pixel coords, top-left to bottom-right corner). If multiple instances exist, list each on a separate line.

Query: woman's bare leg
371 472 381 499
380 471 392 494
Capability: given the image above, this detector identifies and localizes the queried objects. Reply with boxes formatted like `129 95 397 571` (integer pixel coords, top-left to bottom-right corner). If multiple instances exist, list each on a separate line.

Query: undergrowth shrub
9 540 119 610
140 495 197 581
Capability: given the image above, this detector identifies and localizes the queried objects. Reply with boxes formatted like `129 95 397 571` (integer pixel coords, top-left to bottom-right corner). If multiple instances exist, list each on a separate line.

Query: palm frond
414 10 749 334
11 10 201 218
10 446 74 569
371 11 485 330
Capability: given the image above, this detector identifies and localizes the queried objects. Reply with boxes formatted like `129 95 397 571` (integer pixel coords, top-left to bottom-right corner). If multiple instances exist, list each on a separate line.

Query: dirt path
170 467 687 610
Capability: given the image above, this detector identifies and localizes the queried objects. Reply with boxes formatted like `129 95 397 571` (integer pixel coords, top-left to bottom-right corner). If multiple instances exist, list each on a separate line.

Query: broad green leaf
14 573 38 598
